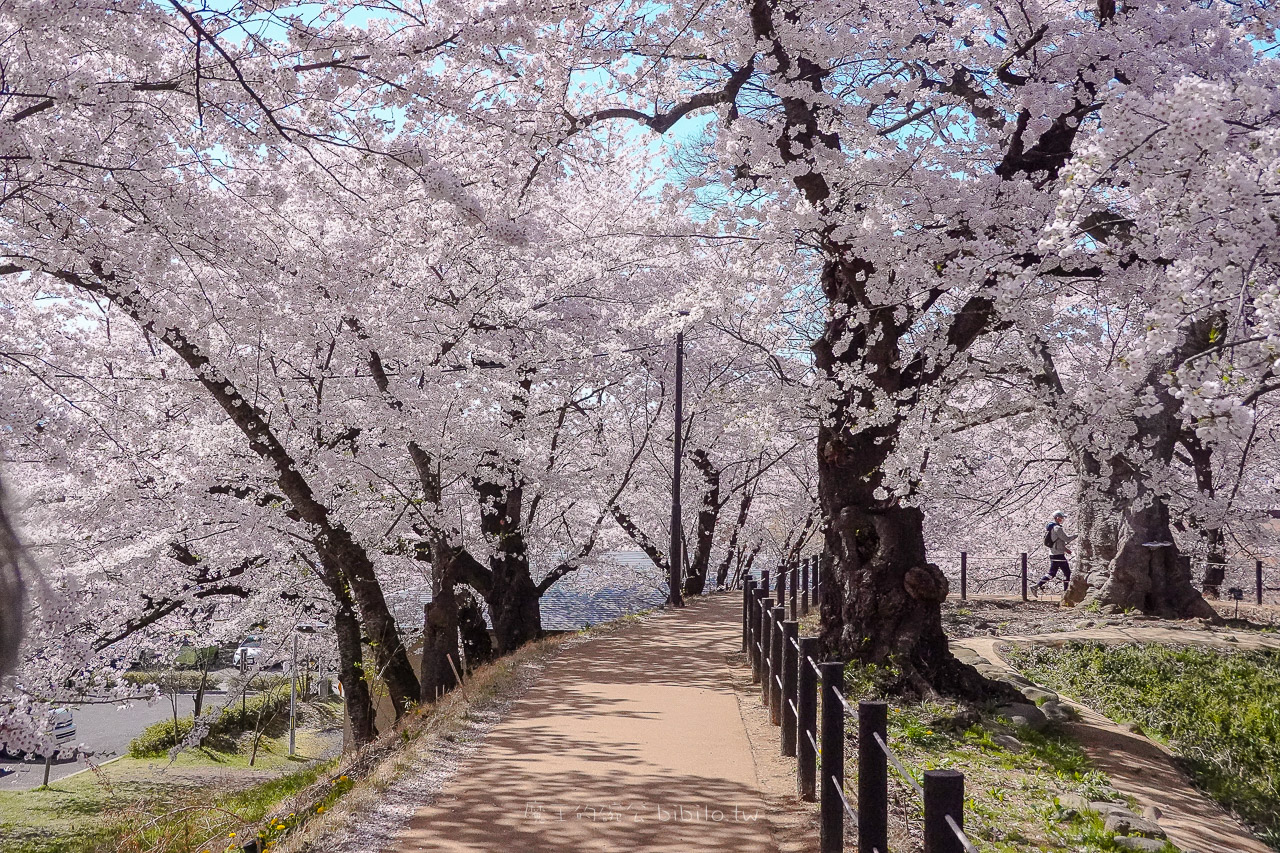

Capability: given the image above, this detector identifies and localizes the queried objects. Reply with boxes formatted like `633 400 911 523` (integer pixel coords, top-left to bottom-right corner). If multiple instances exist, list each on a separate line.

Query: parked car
232 637 262 667
49 708 76 749
0 707 76 759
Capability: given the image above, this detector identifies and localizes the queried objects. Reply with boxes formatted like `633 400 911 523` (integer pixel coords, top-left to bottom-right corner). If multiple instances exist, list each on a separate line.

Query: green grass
0 724 339 853
1005 641 1280 849
838 662 1137 852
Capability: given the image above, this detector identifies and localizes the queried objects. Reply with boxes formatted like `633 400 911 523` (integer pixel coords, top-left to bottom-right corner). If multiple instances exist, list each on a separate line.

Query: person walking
1033 511 1075 597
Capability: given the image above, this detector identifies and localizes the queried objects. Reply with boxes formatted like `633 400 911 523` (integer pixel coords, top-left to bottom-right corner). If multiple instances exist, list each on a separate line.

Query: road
0 694 211 790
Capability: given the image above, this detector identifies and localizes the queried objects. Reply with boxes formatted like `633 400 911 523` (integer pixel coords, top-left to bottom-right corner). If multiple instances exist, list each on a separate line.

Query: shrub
129 717 196 757
128 691 291 757
173 645 219 669
121 670 208 692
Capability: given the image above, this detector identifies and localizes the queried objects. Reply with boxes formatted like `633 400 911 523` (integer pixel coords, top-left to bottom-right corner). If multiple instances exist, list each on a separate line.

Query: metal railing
935 551 1277 605
743 568 978 853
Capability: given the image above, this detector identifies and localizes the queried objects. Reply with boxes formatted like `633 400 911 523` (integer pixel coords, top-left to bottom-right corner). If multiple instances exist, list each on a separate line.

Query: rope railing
832 774 859 824
874 732 923 797
741 565 978 853
946 814 981 853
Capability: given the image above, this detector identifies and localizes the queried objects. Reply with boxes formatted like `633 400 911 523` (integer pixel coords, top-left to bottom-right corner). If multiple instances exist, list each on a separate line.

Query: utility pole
669 314 689 607
288 631 298 756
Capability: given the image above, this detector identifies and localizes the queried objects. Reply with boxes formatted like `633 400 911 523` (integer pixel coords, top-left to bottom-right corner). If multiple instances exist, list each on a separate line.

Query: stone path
956 629 1275 853
388 595 779 853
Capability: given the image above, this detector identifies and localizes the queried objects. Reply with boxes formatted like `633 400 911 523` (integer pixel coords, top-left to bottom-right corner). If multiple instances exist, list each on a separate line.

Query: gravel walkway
387 595 778 853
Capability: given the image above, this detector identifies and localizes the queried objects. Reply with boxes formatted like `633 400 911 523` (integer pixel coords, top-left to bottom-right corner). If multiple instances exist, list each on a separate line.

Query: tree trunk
682 450 721 597
817 428 988 696
473 478 542 653
716 486 755 588
420 542 460 703
488 560 541 654
321 573 378 746
1030 322 1218 620
457 589 493 666
1080 477 1215 618
1183 434 1227 597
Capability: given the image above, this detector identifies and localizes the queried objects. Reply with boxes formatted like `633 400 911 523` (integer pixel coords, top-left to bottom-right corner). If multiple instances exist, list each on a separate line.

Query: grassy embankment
1006 642 1280 851
837 661 1165 853
792 613 1156 851
0 613 641 853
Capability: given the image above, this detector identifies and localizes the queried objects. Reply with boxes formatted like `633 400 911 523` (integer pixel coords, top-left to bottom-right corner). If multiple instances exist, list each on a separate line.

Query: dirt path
956 631 1274 853
388 595 780 853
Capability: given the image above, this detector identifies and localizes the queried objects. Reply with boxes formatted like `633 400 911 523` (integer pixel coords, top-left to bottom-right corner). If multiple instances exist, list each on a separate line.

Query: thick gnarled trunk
818 428 987 696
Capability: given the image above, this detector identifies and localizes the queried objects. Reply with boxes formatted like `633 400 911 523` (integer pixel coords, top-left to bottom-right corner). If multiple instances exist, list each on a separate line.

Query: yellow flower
925 730 933 735
317 806 325 814
228 832 236 838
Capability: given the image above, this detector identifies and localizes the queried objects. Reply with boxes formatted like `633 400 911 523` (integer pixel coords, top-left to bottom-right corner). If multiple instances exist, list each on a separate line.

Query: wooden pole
781 621 799 756
924 769 966 853
820 662 845 853
858 701 888 853
797 637 818 801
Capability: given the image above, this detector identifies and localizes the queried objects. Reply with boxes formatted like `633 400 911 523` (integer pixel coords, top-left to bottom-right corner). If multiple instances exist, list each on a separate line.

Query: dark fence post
802 558 811 615
960 551 967 601
770 606 785 725
820 662 845 853
751 588 766 683
742 578 754 653
814 554 821 603
776 567 786 605
858 700 888 853
1021 552 1029 601
1258 559 1264 605
923 769 965 853
760 598 775 705
781 620 799 756
790 566 799 620
797 637 818 801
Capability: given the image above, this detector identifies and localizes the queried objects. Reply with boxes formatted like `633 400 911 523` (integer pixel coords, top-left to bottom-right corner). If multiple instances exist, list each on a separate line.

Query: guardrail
744 567 978 853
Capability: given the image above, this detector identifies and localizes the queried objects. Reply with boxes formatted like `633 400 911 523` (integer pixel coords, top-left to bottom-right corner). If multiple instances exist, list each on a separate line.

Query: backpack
1044 523 1058 549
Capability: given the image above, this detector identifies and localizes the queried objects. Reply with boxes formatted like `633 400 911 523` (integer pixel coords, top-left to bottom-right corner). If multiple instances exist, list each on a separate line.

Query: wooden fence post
770 606 785 725
751 588 766 683
790 566 799 620
960 551 967 601
858 700 888 853
924 769 965 853
797 637 818 802
760 598 775 705
820 662 845 853
1021 552 1029 601
742 578 754 653
781 620 799 756
802 558 810 615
